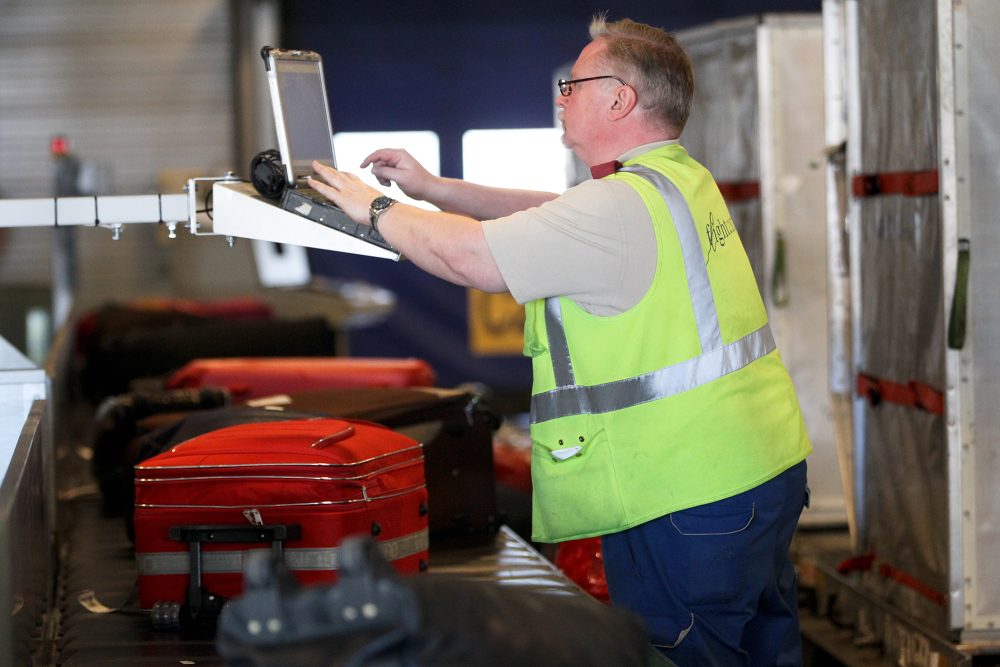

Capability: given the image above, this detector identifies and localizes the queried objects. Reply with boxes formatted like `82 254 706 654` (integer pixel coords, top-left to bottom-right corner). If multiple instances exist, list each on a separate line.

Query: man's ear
608 84 638 120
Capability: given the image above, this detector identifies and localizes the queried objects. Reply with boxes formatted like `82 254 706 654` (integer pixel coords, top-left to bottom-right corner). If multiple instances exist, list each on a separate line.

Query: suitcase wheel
150 600 181 631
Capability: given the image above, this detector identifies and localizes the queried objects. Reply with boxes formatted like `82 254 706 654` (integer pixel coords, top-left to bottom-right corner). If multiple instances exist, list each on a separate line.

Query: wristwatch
368 195 397 233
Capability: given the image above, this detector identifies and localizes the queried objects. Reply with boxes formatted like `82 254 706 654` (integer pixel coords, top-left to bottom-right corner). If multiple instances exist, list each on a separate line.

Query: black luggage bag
216 536 657 667
90 387 231 511
78 312 337 401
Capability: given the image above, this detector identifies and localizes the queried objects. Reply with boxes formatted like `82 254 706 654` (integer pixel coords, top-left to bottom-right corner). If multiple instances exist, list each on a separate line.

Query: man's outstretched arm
307 161 508 292
361 148 558 220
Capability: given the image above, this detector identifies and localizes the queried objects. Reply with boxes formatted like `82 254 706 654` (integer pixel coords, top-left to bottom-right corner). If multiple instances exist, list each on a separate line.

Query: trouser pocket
667 497 756 606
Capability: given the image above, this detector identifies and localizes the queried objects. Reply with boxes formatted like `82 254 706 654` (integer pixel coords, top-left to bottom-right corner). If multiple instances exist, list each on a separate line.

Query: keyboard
281 186 393 251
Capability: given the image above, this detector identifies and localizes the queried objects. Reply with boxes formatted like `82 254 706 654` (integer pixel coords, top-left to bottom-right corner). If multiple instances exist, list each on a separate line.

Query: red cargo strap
836 552 875 574
856 372 945 416
878 562 948 608
716 180 760 204
836 552 947 608
852 169 939 197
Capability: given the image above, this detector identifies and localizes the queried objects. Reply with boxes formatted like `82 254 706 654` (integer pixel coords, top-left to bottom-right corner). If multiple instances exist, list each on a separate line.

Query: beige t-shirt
481 141 676 316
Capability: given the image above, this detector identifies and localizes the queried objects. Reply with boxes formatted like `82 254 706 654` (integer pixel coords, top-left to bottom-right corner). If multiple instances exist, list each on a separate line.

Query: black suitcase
76 300 267 400
90 387 231 511
79 314 338 401
249 387 501 540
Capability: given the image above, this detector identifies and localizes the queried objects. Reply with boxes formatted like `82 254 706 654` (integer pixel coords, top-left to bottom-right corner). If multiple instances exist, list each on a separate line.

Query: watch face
370 196 397 228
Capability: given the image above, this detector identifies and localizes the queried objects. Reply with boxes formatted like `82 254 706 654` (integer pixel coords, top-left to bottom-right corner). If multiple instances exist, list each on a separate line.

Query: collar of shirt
588 139 681 180
618 139 680 163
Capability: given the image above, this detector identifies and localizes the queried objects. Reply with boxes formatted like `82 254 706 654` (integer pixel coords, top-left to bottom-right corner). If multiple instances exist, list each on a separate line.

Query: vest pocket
531 420 626 539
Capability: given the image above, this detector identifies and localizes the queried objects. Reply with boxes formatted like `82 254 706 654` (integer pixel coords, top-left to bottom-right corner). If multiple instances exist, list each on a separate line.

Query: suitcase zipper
135 455 424 483
151 444 424 468
243 508 264 526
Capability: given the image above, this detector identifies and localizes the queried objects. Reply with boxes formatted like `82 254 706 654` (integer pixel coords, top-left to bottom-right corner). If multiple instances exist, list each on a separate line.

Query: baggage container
133 418 429 610
164 357 435 399
806 0 1000 658
677 15 845 527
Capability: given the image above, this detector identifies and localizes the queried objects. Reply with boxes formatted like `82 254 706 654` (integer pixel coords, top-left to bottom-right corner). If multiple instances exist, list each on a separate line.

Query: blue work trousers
601 462 808 666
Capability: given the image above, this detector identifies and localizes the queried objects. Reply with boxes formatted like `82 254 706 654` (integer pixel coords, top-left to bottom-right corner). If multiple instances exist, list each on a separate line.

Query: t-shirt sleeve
481 178 655 313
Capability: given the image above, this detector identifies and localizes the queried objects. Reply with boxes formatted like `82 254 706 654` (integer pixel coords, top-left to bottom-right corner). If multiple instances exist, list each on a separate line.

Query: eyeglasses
557 75 628 97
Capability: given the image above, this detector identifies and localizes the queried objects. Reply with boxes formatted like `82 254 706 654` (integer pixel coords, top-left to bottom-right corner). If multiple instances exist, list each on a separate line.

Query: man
309 15 812 665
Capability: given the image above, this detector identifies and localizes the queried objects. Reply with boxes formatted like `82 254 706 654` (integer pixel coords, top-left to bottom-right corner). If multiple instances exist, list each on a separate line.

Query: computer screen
270 54 337 183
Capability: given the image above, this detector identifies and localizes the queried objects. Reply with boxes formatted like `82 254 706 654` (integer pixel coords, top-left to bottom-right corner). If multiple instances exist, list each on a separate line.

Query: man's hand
361 148 437 201
363 147 557 220
307 161 382 226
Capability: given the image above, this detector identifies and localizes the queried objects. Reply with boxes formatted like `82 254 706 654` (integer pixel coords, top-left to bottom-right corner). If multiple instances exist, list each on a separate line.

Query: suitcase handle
168 524 303 544
310 424 356 449
167 523 303 626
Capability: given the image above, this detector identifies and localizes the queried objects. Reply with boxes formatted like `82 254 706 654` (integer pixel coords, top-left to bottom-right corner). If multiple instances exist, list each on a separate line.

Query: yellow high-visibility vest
525 144 811 542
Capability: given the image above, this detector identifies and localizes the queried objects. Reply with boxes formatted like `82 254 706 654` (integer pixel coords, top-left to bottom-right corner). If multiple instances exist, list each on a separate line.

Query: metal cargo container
678 15 847 528
814 0 1000 658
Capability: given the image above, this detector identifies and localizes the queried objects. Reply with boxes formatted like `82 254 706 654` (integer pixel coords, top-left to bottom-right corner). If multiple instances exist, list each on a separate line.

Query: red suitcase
133 418 429 610
164 357 436 399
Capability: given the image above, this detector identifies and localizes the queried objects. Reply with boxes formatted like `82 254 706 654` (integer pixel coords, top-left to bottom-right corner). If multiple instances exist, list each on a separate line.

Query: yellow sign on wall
467 289 524 356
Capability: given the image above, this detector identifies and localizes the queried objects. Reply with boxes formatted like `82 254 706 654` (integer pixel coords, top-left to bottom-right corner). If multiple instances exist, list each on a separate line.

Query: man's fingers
361 151 393 169
305 176 332 193
363 148 406 165
311 160 337 180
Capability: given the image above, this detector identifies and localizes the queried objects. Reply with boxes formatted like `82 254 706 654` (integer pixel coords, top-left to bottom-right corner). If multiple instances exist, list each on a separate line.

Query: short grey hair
589 15 695 134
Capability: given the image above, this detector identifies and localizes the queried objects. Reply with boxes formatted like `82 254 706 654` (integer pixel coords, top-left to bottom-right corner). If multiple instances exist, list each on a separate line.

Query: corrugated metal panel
0 0 234 196
679 16 844 527
678 18 765 294
0 0 235 308
968 0 1000 631
854 0 949 633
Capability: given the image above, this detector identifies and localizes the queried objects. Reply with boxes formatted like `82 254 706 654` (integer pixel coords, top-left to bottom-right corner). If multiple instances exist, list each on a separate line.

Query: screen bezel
264 48 337 186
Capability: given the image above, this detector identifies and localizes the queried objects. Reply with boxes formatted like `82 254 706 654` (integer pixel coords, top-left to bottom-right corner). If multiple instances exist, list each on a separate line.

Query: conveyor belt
41 491 584 665
49 495 219 665
427 526 583 596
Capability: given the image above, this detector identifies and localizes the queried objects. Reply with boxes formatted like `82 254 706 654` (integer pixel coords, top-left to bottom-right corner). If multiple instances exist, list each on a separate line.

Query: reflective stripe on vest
530 165 776 425
622 165 723 353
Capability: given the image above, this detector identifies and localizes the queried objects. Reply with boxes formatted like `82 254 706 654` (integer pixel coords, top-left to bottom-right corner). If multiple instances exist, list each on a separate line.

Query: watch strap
369 196 397 234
